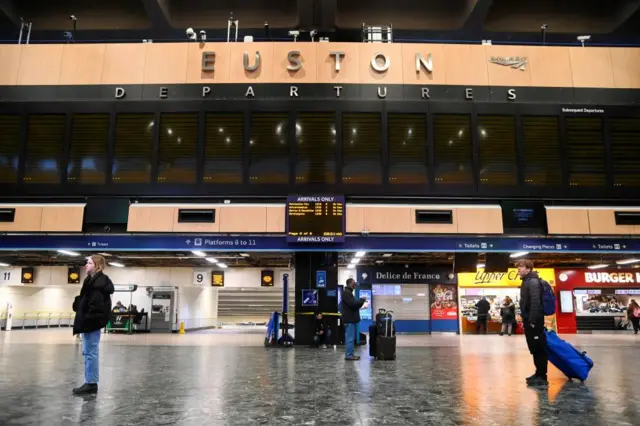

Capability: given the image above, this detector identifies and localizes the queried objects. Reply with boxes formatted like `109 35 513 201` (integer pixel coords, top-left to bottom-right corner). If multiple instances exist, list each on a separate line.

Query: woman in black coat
72 254 114 395
500 296 516 336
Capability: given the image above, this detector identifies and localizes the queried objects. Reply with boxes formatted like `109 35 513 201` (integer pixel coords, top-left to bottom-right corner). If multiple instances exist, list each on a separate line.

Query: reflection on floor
0 330 638 425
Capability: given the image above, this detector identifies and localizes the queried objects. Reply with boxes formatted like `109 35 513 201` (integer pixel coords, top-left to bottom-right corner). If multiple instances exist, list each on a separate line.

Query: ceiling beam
0 0 21 27
139 0 172 31
461 0 494 31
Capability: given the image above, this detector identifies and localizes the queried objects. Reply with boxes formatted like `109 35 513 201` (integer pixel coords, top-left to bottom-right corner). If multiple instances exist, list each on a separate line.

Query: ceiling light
191 251 206 257
382 253 393 258
108 262 125 268
98 252 111 257
616 259 640 265
477 263 485 269
347 264 356 269
0 262 9 267
205 257 218 264
350 258 360 265
239 253 250 257
588 264 609 270
355 251 366 258
58 250 80 257
217 263 228 268
510 252 530 258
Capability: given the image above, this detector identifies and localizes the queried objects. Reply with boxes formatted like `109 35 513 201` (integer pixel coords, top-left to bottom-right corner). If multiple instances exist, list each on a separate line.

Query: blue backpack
539 279 556 316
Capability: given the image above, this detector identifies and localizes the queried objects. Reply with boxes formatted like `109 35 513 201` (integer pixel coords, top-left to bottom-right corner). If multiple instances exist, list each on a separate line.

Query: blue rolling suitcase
545 330 594 382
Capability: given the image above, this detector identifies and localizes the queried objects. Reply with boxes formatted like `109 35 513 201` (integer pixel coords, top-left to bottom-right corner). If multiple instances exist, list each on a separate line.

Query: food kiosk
458 268 557 334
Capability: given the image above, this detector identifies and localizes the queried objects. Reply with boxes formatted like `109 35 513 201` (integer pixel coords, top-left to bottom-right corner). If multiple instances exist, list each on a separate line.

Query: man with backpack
517 259 550 387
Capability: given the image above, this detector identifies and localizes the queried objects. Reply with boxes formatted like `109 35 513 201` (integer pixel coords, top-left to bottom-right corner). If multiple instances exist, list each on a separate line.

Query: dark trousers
476 316 488 334
631 317 640 334
313 329 332 347
524 320 548 378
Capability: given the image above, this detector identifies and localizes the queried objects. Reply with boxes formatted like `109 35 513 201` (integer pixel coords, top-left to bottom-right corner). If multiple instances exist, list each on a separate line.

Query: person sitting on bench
313 312 331 349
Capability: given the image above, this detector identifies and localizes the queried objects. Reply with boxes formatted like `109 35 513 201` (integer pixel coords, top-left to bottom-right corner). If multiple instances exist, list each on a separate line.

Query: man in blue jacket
518 259 548 387
341 278 366 361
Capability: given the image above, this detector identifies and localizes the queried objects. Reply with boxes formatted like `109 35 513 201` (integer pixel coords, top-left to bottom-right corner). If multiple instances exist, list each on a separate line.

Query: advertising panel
430 284 458 320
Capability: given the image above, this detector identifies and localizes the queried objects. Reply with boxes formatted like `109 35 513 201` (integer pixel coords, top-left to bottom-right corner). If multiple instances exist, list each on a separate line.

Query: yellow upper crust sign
458 268 556 288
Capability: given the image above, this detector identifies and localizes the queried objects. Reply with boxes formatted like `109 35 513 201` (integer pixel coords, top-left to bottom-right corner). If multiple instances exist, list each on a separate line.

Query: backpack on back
539 279 556 316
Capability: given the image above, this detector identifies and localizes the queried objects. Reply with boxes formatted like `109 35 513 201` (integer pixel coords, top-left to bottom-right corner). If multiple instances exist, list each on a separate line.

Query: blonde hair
90 254 107 274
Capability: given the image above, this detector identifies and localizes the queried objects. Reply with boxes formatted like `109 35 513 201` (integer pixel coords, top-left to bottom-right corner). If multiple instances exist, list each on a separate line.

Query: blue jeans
82 330 101 384
344 323 356 358
314 329 332 347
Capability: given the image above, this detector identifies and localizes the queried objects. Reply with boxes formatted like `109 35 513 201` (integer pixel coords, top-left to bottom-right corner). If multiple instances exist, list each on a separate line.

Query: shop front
457 268 557 334
356 266 458 333
556 269 640 333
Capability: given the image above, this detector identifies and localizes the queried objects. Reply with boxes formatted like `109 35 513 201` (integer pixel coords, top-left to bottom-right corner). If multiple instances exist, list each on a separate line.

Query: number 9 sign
193 270 206 285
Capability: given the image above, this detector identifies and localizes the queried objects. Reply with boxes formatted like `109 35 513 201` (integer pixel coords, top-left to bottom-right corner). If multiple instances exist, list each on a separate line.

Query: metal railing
0 311 75 330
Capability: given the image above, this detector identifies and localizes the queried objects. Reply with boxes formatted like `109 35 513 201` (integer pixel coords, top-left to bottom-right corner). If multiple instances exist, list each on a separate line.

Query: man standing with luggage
517 259 549 386
341 278 367 361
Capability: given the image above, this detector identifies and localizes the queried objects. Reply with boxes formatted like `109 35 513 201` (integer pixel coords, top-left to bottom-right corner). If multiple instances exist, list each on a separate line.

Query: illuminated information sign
286 196 345 243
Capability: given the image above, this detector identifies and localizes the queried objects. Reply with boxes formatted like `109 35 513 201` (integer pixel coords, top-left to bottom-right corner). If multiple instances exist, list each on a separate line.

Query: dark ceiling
1 0 639 45
0 250 635 269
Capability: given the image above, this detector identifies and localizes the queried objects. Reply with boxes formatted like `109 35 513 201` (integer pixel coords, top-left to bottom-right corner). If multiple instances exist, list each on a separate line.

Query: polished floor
0 330 638 425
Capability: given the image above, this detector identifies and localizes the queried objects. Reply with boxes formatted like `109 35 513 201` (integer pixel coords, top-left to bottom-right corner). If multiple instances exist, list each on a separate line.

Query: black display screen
286 196 345 243
502 201 548 234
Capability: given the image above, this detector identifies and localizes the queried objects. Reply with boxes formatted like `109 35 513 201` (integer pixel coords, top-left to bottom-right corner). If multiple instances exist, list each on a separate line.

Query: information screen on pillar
286 196 345 242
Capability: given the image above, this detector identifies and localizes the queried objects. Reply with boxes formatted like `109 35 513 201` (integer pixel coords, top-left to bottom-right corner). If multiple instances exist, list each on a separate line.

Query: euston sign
111 49 525 102
200 50 434 74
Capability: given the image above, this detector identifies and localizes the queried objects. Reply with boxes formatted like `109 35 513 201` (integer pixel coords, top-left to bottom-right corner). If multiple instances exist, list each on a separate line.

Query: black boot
73 383 98 395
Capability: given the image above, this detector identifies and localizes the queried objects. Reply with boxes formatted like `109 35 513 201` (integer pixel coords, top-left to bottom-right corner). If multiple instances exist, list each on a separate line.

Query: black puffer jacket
340 287 365 323
73 271 115 335
520 271 543 325
501 302 516 325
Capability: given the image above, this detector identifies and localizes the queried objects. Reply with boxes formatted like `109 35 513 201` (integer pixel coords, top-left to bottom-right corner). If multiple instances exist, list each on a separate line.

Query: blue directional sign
301 289 318 307
0 234 639 253
316 270 327 288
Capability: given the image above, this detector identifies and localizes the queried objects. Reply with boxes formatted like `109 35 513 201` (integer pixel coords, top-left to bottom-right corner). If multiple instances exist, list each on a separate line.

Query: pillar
294 252 339 346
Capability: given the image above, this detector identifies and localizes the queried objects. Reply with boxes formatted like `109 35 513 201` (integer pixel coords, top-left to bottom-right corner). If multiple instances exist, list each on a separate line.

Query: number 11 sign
1 269 13 284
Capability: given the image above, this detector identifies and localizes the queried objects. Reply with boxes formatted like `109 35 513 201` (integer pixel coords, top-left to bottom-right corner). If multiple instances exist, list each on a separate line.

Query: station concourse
2 0 640 424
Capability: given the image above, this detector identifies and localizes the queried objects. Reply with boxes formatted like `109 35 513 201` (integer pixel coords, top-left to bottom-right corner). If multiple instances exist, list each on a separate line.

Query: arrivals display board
286 196 345 243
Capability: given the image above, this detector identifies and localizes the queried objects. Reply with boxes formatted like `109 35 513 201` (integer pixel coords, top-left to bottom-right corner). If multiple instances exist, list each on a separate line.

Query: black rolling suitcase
376 309 395 337
376 336 396 360
369 325 377 357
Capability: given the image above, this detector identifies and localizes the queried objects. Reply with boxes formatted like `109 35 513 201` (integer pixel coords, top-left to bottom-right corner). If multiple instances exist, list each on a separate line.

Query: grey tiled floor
0 330 638 425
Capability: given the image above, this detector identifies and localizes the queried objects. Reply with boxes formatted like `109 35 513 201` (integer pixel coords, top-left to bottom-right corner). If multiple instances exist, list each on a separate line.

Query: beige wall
128 203 503 235
546 207 640 235
0 204 84 232
1 43 639 89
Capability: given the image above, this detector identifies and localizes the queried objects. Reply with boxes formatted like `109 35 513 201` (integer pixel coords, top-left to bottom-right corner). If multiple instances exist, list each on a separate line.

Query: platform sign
1 269 13 284
302 289 318 306
286 196 345 243
193 270 207 285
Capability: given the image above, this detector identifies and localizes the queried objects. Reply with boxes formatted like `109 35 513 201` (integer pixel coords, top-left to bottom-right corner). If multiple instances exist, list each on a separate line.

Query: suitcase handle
378 309 386 314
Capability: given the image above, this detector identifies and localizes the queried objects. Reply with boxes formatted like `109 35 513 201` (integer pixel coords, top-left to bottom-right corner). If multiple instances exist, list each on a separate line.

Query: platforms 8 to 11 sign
286 196 345 243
